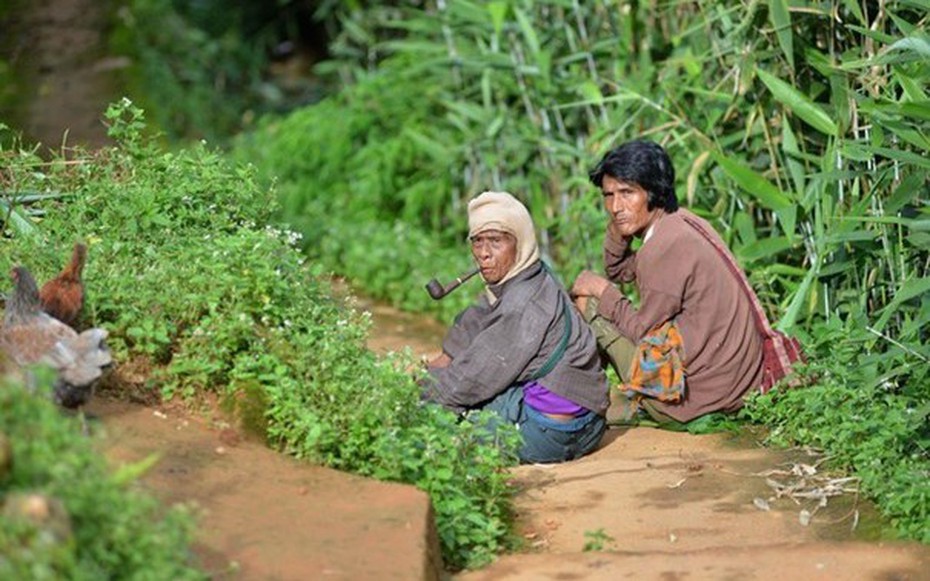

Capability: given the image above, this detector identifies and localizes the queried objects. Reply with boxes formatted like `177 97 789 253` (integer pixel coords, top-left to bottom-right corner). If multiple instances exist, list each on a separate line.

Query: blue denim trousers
477 385 606 464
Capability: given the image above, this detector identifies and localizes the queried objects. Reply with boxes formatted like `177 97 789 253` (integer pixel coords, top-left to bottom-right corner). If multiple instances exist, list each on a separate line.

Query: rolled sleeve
597 284 681 342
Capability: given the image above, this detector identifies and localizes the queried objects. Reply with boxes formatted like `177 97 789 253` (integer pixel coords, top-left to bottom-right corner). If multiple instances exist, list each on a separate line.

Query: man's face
470 229 517 284
601 175 653 238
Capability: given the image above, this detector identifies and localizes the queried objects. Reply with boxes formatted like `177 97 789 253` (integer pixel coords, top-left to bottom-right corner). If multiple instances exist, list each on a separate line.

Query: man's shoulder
500 267 560 313
645 210 703 251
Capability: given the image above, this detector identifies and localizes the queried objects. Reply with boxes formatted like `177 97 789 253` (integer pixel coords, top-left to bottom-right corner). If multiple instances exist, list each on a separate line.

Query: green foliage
234 57 479 321
582 528 615 552
0 375 202 579
742 317 930 541
0 100 519 569
109 0 272 142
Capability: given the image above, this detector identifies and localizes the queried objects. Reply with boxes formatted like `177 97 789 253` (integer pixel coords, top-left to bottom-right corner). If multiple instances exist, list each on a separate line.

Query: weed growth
0 374 203 579
582 528 615 552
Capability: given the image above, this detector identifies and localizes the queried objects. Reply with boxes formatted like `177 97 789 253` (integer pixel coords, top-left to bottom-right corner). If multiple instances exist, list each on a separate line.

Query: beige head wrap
467 191 540 290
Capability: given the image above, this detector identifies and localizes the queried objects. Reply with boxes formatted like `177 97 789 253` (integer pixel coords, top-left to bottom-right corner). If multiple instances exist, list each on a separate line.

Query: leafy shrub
233 54 481 322
0 374 202 579
742 318 930 542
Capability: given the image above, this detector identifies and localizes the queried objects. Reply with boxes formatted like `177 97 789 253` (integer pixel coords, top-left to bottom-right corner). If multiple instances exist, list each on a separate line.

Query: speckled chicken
0 266 112 416
39 242 86 328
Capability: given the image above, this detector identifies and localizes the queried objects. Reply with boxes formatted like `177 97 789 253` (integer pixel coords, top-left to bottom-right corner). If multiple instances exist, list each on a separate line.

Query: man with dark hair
588 139 679 214
571 139 765 426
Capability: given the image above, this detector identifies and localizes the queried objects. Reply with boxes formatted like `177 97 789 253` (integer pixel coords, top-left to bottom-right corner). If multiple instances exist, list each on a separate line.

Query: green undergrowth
0 374 203 579
0 102 518 570
233 56 478 323
742 318 929 541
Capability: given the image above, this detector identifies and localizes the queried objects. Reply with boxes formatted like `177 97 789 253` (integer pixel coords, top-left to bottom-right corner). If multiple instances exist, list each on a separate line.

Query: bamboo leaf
778 262 819 331
513 8 540 57
873 277 930 333
768 0 794 70
736 236 793 263
734 210 757 245
686 151 711 206
895 70 926 102
818 260 853 278
756 67 838 136
841 0 865 25
886 172 927 214
909 232 930 250
777 205 797 241
825 230 878 244
487 1 508 37
713 152 793 211
781 118 806 206
888 36 930 59
870 146 930 169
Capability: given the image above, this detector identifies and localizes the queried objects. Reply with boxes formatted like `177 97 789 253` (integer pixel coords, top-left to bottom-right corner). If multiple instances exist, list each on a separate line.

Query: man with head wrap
422 191 609 464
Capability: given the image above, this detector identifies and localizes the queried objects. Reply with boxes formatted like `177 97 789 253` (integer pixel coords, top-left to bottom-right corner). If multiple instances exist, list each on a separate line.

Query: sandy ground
461 428 930 580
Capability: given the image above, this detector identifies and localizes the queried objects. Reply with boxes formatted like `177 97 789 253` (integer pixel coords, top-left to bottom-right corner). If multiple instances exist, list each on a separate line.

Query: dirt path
0 0 117 148
89 300 445 579
90 398 439 580
89 298 930 580
461 429 930 579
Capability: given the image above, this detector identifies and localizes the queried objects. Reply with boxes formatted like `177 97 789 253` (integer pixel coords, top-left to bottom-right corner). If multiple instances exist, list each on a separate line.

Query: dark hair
588 139 679 212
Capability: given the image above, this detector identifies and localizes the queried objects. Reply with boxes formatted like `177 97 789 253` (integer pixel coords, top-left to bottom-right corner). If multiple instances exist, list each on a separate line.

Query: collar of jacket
485 260 543 303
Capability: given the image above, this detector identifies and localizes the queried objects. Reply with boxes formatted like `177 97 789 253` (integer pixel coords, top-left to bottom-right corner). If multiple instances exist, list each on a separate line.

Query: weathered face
601 175 656 238
470 229 517 284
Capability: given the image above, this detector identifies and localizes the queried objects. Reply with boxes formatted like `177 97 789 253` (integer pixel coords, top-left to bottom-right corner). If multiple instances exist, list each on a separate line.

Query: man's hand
607 219 637 245
571 270 611 317
571 270 610 300
426 351 452 369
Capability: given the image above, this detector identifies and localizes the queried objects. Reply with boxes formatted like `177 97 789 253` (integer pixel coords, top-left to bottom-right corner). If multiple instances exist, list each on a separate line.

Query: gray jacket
424 262 608 415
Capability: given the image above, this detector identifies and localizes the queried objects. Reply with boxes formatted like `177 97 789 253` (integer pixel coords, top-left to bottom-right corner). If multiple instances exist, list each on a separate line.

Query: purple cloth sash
522 381 586 416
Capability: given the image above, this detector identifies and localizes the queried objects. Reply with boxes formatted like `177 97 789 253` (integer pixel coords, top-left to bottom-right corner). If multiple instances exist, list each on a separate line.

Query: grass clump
0 374 203 579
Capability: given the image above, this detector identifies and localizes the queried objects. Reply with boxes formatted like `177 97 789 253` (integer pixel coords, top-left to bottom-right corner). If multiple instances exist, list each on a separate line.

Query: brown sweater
597 209 764 421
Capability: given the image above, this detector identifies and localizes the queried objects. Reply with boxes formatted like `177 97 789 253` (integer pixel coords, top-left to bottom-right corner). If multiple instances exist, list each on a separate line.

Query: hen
0 266 112 426
39 242 87 327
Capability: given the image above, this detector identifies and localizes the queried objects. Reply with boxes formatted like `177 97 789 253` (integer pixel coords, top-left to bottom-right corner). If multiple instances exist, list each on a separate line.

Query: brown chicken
39 242 86 328
1 266 112 423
